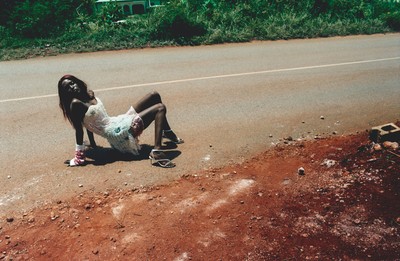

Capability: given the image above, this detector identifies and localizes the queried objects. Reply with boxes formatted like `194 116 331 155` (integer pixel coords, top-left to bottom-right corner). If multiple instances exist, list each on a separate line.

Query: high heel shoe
162 130 184 144
149 149 175 168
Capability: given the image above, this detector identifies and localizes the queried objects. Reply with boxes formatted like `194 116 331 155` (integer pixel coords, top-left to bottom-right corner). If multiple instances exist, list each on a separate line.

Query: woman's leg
138 103 167 150
133 91 172 131
134 91 183 149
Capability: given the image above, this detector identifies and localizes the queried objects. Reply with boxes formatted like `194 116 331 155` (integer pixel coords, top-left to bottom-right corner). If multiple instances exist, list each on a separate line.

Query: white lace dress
83 98 141 155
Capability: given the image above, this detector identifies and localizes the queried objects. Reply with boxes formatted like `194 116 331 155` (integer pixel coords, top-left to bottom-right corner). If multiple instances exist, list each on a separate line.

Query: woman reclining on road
58 74 183 168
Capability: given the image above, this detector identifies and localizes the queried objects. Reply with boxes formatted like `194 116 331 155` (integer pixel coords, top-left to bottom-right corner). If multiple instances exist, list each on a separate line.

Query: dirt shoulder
1 129 399 260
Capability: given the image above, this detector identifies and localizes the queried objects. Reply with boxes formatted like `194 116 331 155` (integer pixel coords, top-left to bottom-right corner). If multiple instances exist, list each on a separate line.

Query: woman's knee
156 103 166 113
139 103 166 129
149 91 161 101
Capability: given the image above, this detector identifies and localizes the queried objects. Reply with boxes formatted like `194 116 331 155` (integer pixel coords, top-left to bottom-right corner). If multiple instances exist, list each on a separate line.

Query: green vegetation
1 0 399 61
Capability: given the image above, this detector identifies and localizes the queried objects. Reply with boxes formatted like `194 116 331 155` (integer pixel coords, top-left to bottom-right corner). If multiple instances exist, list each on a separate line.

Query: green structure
95 0 163 15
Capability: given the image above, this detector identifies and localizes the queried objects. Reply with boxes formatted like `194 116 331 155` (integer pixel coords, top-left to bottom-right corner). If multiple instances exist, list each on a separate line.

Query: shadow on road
85 144 181 166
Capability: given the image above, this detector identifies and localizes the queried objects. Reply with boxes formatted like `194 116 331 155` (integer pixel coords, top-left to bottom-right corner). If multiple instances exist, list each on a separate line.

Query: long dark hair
58 75 92 126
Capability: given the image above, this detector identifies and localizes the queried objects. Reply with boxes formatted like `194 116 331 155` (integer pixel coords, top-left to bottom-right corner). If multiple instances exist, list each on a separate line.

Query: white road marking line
1 57 399 104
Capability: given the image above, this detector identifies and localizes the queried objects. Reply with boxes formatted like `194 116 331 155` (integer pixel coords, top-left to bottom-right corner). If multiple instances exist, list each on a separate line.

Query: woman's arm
70 101 86 145
87 129 97 148
74 125 84 145
68 100 87 166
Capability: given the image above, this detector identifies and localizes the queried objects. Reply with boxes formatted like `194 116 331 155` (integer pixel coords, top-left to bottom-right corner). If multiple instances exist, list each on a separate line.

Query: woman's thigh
133 91 162 113
138 103 165 129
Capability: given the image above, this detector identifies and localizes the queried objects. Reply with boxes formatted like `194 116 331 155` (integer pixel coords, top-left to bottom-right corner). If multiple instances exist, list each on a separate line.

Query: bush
96 1 125 25
8 0 91 38
149 1 206 43
0 0 399 60
384 11 400 31
11 1 52 37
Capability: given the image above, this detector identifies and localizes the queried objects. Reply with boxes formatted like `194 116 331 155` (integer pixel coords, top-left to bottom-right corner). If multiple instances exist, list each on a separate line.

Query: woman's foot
162 130 184 144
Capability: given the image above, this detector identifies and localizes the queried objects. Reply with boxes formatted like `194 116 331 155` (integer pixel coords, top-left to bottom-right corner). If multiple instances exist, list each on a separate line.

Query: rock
373 143 382 151
320 116 325 120
321 159 336 168
6 217 14 223
390 142 399 150
383 141 393 149
50 212 59 221
382 141 399 149
298 167 305 175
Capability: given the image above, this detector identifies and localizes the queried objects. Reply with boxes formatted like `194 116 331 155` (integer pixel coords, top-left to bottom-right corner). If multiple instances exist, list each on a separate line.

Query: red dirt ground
1 129 399 260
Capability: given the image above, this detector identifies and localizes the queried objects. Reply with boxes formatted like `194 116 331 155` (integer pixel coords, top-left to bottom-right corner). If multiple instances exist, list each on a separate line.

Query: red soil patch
1 132 399 260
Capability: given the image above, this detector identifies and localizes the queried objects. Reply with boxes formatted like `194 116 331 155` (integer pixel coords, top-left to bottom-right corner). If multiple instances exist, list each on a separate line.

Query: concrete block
369 123 400 143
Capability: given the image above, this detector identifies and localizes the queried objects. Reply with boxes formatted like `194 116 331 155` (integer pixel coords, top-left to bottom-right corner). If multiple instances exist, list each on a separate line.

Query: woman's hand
64 144 86 167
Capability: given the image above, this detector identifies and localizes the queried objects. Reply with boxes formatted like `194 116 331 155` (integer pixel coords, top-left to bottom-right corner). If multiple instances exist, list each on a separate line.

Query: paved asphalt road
1 34 399 215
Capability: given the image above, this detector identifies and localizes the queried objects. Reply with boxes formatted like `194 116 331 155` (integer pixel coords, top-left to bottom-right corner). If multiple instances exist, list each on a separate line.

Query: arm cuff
75 144 85 151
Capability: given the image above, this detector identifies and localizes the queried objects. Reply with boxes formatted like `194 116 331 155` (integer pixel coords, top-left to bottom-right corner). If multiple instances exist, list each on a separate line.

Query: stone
383 141 393 149
321 159 336 168
298 167 305 175
370 123 400 143
373 143 382 151
381 141 399 150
